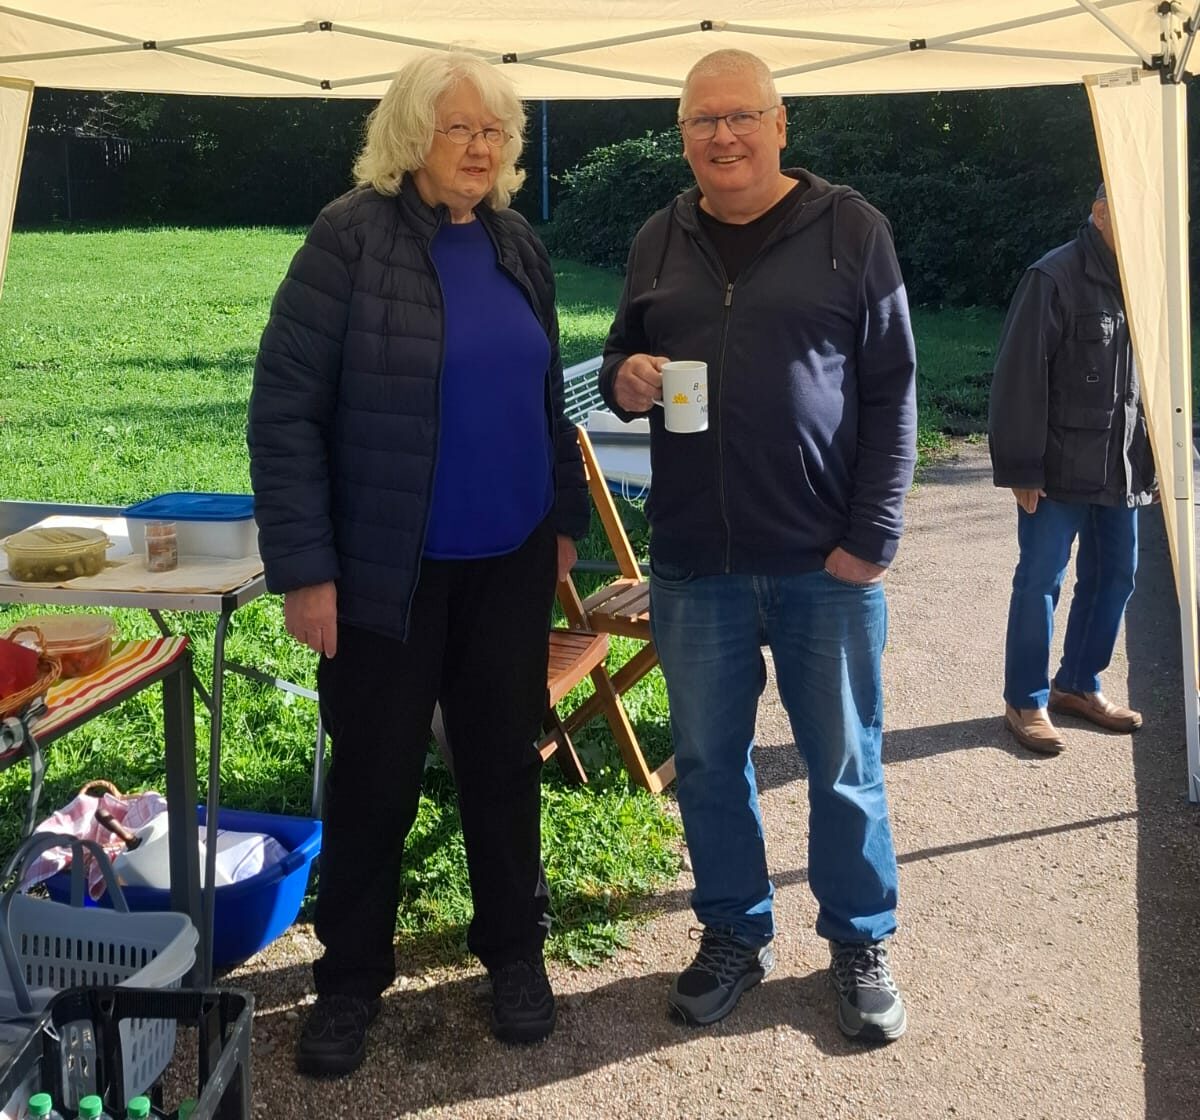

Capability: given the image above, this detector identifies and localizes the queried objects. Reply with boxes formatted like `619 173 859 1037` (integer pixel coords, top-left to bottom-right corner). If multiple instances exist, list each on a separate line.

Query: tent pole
1161 78 1200 802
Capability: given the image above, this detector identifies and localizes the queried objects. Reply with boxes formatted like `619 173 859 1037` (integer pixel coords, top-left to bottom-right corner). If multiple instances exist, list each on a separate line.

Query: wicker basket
0 627 60 720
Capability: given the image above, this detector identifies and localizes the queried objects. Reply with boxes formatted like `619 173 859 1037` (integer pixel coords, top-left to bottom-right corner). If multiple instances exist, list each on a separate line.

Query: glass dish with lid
2 526 110 582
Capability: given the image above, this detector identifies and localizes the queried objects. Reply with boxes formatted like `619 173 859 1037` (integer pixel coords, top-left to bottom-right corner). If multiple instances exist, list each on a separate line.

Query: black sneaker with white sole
668 927 775 1026
296 994 382 1077
829 939 907 1042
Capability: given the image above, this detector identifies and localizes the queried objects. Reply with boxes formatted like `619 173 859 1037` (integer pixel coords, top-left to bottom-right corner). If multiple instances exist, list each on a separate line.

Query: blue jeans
1003 499 1138 710
649 564 899 947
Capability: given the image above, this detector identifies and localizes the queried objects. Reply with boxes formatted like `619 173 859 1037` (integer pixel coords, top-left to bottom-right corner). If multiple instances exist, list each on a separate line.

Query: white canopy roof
0 2 1178 100
3 1 1200 799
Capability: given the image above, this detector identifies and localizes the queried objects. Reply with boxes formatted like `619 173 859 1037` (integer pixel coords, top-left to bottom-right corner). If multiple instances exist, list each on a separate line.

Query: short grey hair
353 51 526 209
679 49 780 119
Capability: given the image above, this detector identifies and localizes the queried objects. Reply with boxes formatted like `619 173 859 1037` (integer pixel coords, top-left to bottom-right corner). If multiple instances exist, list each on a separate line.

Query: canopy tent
2 1 1198 797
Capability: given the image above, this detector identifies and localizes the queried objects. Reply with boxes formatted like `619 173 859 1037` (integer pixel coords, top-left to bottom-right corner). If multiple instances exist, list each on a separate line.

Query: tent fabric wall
0 77 32 294
1088 73 1200 799
1 1 1197 796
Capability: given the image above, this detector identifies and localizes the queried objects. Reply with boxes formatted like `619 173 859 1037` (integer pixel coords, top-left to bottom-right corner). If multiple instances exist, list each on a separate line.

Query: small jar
144 520 179 572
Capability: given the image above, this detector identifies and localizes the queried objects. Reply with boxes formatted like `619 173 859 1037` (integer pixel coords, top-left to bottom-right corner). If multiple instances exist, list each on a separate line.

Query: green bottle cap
27 1094 53 1118
128 1097 152 1119
78 1097 103 1120
177 1099 198 1120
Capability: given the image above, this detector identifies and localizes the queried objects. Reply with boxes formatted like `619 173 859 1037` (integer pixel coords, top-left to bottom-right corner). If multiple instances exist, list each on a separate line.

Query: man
989 183 1155 756
600 48 917 1043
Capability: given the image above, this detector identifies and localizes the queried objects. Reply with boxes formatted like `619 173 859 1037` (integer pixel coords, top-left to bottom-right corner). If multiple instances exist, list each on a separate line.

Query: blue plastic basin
45 807 321 969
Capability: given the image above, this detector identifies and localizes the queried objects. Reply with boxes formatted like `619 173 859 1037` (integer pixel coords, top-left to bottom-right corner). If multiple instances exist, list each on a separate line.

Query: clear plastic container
7 615 115 678
2 527 109 582
143 520 179 572
124 493 257 560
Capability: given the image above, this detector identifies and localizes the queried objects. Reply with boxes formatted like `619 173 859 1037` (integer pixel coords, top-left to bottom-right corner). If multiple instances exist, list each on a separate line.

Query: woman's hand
557 535 578 583
613 354 669 413
284 581 338 657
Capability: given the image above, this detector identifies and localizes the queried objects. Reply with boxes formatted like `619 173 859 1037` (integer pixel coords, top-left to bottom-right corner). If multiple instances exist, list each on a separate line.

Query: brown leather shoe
1048 686 1142 732
1004 704 1065 755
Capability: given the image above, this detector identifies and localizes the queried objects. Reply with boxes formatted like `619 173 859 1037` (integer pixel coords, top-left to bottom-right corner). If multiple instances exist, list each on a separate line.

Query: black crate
0 988 252 1120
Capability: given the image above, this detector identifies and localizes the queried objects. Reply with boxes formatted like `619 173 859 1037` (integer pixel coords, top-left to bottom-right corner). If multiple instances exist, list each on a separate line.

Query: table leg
311 718 327 818
162 649 205 984
152 608 213 714
199 610 232 984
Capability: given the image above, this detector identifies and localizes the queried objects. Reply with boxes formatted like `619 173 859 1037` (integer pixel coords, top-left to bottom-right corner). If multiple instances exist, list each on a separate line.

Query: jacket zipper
404 209 449 637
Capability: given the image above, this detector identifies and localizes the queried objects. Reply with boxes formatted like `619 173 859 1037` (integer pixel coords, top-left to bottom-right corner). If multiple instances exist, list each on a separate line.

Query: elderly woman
247 52 588 1076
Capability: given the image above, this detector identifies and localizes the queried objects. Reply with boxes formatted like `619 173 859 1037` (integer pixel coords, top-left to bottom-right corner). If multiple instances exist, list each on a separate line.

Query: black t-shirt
696 184 805 282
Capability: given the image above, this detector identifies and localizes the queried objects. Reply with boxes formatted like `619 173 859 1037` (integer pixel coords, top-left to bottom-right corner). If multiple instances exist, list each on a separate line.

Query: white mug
656 360 708 434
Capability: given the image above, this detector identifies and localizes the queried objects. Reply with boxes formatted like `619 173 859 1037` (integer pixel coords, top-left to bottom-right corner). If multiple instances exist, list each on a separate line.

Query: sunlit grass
0 227 678 967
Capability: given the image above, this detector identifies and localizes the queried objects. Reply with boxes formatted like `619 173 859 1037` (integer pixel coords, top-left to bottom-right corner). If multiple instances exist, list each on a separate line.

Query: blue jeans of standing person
1003 499 1138 711
649 563 899 947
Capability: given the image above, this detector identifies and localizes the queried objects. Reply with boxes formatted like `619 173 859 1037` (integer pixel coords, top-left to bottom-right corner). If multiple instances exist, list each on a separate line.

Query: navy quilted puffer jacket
247 178 589 641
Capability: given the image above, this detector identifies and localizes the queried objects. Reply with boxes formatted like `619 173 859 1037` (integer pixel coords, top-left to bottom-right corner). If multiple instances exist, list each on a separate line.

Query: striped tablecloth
34 635 190 739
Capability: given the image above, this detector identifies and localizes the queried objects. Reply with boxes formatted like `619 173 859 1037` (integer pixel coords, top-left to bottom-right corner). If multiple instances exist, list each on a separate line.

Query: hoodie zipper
716 280 735 572
686 200 807 574
684 227 737 573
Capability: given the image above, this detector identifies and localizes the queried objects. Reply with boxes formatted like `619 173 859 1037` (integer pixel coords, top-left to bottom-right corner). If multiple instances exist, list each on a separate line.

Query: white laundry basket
0 833 197 1102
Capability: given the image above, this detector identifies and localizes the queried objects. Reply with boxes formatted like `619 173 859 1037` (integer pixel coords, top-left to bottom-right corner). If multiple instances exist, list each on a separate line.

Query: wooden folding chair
432 612 609 786
432 421 671 792
555 425 675 793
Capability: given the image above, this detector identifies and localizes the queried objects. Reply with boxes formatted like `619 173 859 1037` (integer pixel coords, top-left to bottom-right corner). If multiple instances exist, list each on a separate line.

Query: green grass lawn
0 226 1002 969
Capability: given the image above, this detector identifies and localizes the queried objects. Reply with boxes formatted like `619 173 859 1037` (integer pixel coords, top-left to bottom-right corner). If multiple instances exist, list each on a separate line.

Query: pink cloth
20 788 167 899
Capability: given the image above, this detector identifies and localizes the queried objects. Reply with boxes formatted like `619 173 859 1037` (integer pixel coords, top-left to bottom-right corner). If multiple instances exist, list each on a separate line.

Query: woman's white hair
679 49 780 118
353 51 526 209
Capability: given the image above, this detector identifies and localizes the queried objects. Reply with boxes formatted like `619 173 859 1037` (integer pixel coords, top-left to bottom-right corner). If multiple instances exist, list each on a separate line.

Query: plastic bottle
76 1096 112 1120
126 1099 152 1120
26 1095 64 1120
176 1100 198 1120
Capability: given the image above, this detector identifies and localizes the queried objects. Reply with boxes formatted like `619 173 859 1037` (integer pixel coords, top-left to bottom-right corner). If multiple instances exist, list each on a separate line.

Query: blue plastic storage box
123 492 257 560
45 807 321 969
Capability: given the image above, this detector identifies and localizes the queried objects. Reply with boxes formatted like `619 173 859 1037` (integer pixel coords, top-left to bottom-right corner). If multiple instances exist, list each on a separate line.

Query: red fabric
0 637 38 699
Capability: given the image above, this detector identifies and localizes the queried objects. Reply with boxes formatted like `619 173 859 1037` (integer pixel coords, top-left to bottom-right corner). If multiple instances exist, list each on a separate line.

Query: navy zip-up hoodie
599 168 917 575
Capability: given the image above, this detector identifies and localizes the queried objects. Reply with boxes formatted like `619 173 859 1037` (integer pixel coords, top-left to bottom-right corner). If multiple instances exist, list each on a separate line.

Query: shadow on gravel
753 715 1029 797
230 963 885 1110
1120 503 1200 1117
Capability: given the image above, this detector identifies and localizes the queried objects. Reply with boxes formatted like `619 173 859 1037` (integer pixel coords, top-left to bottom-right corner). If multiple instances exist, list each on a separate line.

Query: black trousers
312 518 557 998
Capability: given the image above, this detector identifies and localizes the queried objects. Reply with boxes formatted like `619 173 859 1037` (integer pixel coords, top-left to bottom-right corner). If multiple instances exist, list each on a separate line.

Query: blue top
424 219 554 558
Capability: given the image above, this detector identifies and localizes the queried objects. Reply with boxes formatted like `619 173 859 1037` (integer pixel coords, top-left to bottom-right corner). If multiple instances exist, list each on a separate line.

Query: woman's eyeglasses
434 125 508 147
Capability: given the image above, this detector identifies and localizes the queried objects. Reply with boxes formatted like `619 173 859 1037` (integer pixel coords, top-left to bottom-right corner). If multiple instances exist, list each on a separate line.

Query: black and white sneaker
668 927 775 1026
829 939 907 1042
490 958 557 1044
296 994 381 1077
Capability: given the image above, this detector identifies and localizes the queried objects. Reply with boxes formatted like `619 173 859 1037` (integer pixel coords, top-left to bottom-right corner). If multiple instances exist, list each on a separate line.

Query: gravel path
227 439 1200 1118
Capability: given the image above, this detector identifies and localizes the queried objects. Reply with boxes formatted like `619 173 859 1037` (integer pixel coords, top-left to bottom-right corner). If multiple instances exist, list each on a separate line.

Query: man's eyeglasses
678 106 780 141
434 125 508 147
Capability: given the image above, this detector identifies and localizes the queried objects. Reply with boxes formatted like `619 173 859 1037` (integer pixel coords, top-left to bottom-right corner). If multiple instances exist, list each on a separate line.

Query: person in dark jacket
247 51 588 1077
600 48 917 1043
989 183 1155 756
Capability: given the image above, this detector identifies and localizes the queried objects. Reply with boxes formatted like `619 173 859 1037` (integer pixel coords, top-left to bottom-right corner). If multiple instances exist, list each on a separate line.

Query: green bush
543 134 1092 307
541 131 694 270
